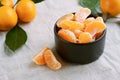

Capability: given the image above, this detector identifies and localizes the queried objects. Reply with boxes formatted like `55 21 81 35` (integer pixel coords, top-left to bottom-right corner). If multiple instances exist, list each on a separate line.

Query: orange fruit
16 0 36 22
78 32 93 43
32 47 49 65
75 8 91 22
57 13 74 27
44 49 61 70
84 20 106 36
1 0 14 8
59 20 84 31
100 0 120 16
58 29 77 43
0 6 18 31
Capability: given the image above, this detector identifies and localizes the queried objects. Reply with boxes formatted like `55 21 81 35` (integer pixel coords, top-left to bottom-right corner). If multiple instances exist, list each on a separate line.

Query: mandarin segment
72 30 82 38
56 8 106 44
84 20 106 36
57 13 74 27
75 8 91 22
58 29 77 43
32 47 49 65
84 17 95 26
94 32 103 40
44 49 62 70
60 20 84 31
78 32 93 43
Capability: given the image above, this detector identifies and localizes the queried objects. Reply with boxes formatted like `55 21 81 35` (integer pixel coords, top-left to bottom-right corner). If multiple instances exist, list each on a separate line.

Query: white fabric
0 0 120 80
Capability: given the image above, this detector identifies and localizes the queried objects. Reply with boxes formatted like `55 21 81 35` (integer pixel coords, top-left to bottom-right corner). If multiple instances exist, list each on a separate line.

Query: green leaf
32 0 44 3
15 0 44 5
79 0 102 16
0 0 3 7
5 25 27 51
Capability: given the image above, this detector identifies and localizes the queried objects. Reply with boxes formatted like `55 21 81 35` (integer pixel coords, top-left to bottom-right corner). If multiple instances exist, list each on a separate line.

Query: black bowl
54 15 107 64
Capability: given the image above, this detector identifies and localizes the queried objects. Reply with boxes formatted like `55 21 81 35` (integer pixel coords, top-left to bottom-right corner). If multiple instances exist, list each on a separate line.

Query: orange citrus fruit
0 6 18 31
44 49 61 70
1 0 14 8
100 0 120 16
16 0 36 22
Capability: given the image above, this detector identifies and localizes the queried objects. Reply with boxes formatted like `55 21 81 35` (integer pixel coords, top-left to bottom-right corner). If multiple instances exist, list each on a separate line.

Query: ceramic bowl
54 15 106 64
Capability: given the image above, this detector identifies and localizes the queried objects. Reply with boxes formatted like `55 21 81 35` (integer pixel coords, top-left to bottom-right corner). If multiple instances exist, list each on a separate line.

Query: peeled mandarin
60 20 84 31
44 49 61 70
57 13 74 27
84 21 106 36
32 47 49 65
78 32 93 43
75 8 91 22
58 29 77 43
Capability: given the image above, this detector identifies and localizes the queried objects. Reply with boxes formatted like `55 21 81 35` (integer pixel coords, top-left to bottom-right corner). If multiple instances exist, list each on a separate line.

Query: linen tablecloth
0 0 120 80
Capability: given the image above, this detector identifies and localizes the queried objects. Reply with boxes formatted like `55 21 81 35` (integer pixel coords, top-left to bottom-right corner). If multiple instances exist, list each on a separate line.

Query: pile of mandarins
57 8 106 43
0 0 36 31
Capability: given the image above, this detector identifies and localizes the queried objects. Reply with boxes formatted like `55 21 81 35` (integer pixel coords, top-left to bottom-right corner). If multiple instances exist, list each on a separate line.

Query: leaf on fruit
16 0 44 4
5 25 27 51
0 0 3 7
79 0 102 16
32 0 44 3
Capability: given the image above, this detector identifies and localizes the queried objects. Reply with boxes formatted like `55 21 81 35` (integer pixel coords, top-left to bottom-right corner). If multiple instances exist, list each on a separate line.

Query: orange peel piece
44 49 62 70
